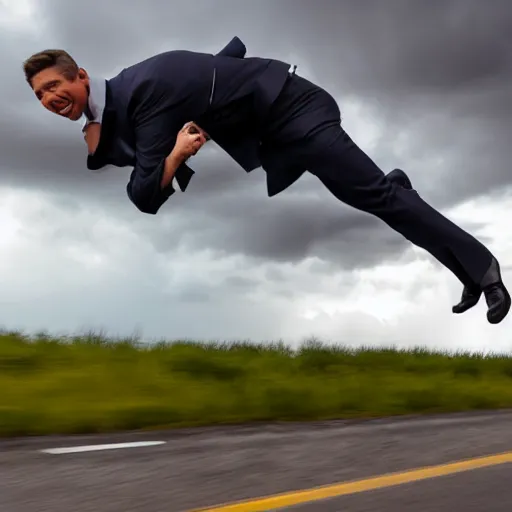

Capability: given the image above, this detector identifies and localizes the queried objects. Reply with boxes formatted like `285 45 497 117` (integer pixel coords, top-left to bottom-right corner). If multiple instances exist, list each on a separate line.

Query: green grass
1 330 512 437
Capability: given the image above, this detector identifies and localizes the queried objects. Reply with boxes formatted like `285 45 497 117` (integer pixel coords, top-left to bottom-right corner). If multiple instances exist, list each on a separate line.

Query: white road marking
40 441 166 454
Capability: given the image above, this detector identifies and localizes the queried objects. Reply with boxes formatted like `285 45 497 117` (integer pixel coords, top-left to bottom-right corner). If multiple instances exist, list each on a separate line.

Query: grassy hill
1 330 512 437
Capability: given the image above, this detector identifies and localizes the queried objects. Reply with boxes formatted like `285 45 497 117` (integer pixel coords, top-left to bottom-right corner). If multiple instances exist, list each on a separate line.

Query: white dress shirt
82 76 106 132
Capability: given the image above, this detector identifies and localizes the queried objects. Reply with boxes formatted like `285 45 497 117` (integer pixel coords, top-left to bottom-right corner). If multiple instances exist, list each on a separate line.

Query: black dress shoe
453 259 510 323
480 257 511 324
387 168 413 190
452 285 482 314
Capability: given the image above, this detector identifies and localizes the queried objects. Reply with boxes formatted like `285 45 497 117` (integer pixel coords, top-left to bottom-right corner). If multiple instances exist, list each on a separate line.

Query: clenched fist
172 122 209 162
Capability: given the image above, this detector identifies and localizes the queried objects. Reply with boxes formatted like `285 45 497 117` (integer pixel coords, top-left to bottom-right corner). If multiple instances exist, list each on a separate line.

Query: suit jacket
87 37 304 214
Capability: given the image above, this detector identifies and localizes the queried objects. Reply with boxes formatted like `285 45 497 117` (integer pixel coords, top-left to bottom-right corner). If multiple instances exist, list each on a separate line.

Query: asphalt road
1 410 512 511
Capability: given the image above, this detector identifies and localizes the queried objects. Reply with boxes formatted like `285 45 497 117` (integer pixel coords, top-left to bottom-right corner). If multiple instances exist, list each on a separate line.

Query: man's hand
170 122 208 163
160 122 208 190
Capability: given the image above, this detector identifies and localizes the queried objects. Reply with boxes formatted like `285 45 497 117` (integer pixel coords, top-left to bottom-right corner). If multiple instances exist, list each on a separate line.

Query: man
23 36 510 325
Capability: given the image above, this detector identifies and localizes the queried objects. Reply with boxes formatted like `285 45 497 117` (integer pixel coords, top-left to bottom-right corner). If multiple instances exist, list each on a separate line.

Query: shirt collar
82 76 106 131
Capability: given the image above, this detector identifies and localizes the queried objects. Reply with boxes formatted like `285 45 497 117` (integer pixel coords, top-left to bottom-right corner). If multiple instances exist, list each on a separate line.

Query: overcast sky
1 0 512 351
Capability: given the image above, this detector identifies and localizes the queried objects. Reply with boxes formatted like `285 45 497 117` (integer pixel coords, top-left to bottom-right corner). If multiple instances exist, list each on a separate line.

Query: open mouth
58 103 73 116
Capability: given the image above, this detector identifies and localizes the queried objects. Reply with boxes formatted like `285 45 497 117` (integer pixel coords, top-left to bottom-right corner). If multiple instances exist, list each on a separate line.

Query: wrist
168 148 186 165
161 149 186 190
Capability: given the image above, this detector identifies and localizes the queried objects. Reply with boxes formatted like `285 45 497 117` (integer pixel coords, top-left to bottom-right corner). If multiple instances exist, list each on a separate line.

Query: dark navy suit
87 37 296 210
88 36 497 293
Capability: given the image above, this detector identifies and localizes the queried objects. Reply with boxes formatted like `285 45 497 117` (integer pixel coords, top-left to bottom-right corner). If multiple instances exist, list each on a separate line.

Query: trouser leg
306 127 494 286
263 72 495 287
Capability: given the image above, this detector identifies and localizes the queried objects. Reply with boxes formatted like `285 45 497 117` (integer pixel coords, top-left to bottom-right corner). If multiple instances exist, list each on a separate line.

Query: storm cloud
1 0 511 347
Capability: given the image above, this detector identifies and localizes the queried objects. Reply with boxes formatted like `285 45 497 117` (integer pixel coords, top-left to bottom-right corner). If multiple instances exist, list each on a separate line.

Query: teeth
59 104 72 115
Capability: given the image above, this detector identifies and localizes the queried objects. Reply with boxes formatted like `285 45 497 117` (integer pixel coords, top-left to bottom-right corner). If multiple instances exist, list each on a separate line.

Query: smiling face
31 66 89 121
23 49 90 122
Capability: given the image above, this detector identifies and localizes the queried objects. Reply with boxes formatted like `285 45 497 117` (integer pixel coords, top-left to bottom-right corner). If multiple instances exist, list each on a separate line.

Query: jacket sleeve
126 37 246 214
126 115 194 215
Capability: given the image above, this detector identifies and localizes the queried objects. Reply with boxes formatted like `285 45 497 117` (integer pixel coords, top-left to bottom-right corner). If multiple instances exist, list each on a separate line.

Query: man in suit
22 36 510 325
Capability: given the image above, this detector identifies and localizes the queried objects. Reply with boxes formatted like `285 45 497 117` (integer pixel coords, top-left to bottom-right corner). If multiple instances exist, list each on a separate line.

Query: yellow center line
189 451 512 511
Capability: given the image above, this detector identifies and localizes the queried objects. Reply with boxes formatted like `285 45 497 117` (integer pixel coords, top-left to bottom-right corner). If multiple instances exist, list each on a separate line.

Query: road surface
1 410 512 511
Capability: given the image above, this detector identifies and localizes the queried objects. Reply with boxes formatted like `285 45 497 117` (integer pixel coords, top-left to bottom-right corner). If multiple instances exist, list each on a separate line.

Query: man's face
31 66 90 121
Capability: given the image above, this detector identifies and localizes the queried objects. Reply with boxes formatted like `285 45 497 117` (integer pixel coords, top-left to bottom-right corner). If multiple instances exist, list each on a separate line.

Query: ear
77 67 89 81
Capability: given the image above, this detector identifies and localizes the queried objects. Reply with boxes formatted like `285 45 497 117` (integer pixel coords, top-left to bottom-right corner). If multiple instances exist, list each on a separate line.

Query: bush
1 332 511 436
